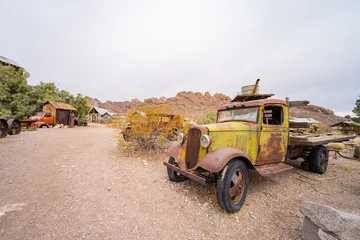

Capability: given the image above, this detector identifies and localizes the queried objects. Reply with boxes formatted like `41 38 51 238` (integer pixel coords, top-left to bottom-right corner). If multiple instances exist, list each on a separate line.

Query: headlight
200 134 212 148
177 133 186 144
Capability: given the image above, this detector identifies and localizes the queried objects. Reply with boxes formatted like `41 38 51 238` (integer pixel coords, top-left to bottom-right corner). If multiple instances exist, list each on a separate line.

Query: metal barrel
241 85 259 95
0 119 8 138
7 119 21 135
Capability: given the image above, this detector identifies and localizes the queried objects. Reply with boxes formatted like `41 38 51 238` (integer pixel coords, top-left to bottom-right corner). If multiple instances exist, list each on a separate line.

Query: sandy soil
0 124 359 239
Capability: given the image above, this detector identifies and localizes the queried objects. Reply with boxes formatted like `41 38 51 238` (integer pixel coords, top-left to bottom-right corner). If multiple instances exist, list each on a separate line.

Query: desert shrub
120 106 188 152
196 110 217 125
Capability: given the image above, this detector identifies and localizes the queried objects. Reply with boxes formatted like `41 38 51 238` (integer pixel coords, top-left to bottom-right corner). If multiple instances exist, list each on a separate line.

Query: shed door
56 110 70 125
256 105 288 165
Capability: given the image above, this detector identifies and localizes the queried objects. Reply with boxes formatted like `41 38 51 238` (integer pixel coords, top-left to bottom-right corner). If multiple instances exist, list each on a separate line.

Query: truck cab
29 112 54 128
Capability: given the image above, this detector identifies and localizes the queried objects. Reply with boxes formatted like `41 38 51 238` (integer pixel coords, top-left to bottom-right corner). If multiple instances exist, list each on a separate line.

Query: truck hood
205 122 257 132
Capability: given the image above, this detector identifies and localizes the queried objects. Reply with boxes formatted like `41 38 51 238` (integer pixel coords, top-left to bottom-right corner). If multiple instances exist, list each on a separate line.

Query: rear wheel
216 160 249 213
167 157 187 182
308 145 328 174
0 119 8 138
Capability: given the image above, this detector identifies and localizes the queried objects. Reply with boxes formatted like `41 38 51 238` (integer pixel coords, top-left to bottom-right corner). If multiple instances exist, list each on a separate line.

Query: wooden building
88 106 111 123
330 121 360 134
43 101 77 125
101 112 113 124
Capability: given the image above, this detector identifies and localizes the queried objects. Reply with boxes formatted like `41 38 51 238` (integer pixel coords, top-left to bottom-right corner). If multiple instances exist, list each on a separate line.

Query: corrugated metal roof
0 55 22 68
330 121 360 127
289 118 319 124
45 101 77 111
94 107 109 115
101 112 113 117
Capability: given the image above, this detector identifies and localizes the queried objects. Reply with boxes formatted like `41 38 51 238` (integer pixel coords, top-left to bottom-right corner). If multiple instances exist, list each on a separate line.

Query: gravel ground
0 124 359 239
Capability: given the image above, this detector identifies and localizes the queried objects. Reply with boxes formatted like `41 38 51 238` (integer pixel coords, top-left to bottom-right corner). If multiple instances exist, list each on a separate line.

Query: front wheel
167 157 187 182
216 159 249 213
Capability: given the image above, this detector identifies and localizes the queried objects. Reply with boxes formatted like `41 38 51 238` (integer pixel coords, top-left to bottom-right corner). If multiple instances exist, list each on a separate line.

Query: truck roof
218 99 287 110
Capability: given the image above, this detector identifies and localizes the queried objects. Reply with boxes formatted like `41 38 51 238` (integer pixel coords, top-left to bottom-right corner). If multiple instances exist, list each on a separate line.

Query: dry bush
118 106 190 153
196 110 217 125
325 143 346 150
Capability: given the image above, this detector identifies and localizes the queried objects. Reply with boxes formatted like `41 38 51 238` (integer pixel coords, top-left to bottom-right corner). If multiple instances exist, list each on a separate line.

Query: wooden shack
330 121 360 134
88 106 110 123
43 101 77 125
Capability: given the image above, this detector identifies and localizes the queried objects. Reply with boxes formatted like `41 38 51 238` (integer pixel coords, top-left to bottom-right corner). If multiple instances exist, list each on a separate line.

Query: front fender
166 142 182 159
197 147 253 173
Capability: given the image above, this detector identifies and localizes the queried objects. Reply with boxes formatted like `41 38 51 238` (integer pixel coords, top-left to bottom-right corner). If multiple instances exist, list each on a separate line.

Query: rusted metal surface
229 167 246 204
197 147 253 173
252 79 260 94
163 161 207 185
20 119 37 129
0 119 8 138
7 119 21 135
185 128 202 169
44 101 77 111
254 163 293 176
256 104 289 164
257 132 288 164
166 142 181 159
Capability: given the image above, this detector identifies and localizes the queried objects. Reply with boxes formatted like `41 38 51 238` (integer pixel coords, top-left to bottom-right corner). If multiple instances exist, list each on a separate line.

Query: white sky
1 0 359 113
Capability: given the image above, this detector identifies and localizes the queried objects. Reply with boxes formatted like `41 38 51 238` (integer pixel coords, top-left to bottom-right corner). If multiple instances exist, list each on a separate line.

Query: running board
255 163 294 176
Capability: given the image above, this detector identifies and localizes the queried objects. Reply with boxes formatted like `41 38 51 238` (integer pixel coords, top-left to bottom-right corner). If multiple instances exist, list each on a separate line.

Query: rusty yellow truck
164 98 355 213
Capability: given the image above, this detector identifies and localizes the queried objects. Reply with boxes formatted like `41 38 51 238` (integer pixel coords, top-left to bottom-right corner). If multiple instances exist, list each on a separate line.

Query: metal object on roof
44 101 77 111
0 55 22 68
231 94 274 102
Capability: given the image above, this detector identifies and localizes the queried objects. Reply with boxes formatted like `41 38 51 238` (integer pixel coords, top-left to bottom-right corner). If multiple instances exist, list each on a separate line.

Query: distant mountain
85 91 231 119
85 92 345 127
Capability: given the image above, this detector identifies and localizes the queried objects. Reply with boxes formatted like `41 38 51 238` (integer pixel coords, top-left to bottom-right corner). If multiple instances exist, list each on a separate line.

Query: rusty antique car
164 98 356 213
28 112 54 128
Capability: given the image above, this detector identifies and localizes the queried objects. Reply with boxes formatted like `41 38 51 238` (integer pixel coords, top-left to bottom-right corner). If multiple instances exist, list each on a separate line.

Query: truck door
256 104 288 165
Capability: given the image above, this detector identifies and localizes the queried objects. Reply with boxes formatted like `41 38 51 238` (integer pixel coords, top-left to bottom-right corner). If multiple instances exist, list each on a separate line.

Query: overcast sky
1 0 359 115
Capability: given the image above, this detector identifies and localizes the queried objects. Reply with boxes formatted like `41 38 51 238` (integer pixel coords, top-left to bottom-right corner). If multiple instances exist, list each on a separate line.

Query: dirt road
1 124 359 239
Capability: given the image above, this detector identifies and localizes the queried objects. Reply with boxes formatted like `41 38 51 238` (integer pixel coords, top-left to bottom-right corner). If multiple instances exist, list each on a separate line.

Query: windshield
217 107 259 123
35 112 44 117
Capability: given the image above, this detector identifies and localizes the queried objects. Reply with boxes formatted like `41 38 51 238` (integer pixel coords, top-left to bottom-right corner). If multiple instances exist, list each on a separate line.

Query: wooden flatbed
289 134 356 147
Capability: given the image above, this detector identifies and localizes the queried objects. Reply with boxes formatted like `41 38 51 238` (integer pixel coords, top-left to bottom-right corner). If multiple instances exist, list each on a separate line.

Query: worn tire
167 157 187 182
309 145 329 174
216 159 249 213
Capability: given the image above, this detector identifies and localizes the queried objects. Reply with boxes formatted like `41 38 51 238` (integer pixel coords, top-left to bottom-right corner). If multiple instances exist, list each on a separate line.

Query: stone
318 229 338 240
303 216 321 240
300 201 360 240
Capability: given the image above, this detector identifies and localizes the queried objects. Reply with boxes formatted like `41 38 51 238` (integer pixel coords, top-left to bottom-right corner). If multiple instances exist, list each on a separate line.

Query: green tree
72 94 89 125
0 65 31 119
0 65 89 122
352 96 360 123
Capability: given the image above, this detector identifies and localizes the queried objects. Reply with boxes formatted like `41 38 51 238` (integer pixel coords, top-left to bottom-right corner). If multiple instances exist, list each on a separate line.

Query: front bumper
163 161 207 185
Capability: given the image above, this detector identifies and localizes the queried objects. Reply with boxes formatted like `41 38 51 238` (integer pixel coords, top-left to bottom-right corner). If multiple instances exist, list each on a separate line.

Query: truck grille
185 128 202 169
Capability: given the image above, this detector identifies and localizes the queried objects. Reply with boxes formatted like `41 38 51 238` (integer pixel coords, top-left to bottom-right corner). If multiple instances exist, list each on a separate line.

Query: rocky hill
86 92 345 127
86 92 231 118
